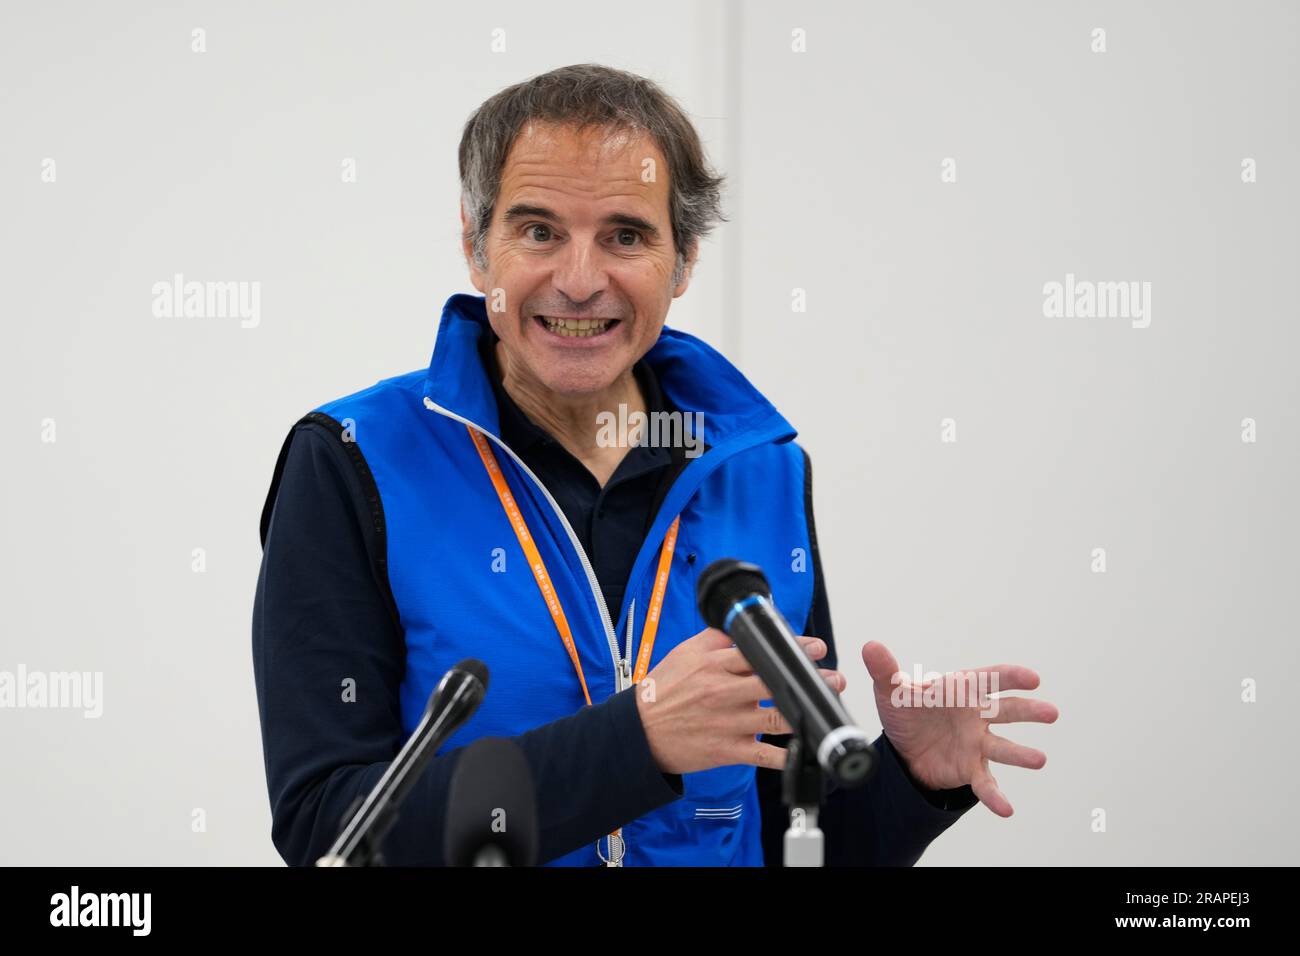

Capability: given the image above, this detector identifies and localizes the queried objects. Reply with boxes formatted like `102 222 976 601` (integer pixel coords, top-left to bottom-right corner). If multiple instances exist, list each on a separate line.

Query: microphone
319 658 489 866
444 737 539 867
697 559 877 788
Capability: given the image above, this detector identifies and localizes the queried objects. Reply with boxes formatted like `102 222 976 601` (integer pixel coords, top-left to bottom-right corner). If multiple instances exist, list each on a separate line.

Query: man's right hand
634 627 846 775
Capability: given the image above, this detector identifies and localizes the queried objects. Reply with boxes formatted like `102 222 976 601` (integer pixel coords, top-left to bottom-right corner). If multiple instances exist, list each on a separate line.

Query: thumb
861 641 902 688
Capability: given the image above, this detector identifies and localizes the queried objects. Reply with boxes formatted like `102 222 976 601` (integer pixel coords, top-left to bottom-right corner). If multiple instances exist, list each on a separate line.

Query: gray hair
458 63 726 289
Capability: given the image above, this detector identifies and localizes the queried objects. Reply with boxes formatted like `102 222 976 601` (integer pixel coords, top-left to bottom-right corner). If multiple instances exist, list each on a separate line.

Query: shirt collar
477 331 673 463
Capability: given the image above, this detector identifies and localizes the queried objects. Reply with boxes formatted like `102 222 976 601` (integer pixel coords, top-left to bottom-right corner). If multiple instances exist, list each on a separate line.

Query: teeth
539 316 614 337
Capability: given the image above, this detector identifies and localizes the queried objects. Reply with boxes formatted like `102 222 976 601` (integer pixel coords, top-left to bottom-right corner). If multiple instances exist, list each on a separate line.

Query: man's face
463 121 695 397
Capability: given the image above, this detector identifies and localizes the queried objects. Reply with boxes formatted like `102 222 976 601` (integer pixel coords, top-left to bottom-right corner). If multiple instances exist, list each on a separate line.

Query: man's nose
550 236 609 304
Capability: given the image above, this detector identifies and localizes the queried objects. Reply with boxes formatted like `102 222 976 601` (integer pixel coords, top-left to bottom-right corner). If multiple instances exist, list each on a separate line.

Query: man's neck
495 340 646 487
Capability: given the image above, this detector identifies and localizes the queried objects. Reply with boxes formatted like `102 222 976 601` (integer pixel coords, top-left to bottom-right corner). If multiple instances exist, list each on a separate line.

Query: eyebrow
501 203 661 240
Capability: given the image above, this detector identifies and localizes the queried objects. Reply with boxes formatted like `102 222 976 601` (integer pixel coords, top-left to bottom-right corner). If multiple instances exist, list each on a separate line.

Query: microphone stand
316 700 447 867
316 660 489 867
316 794 390 867
782 735 825 867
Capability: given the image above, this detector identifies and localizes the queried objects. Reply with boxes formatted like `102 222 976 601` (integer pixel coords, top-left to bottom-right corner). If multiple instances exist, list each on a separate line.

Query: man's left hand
861 641 1059 817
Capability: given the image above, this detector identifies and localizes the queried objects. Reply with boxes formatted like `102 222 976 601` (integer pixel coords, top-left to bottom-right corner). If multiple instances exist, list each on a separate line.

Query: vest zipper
422 398 627 693
622 600 635 686
427 397 677 868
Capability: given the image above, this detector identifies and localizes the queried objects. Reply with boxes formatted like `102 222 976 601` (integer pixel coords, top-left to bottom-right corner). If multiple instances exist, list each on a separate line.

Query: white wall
2 0 1296 865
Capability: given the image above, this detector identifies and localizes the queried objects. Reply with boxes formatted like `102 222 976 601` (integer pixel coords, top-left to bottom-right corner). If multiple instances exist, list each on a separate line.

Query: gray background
2 0 1296 865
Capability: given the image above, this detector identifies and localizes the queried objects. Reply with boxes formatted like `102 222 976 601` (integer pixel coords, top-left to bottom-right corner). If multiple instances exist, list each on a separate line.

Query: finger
971 764 1014 818
740 704 795 738
971 664 1041 693
696 627 736 652
713 648 753 676
821 669 847 693
713 637 828 676
799 636 830 661
861 641 902 689
982 731 1047 770
725 675 774 703
735 740 790 772
726 669 845 704
983 696 1060 725
740 685 862 737
737 675 858 735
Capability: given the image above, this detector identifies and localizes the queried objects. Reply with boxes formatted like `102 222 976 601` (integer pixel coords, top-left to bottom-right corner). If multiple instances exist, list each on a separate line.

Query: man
252 63 1058 867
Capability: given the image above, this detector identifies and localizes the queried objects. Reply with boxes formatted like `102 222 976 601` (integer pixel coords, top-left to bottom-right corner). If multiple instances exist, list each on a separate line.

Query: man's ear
460 201 487 293
671 240 699 298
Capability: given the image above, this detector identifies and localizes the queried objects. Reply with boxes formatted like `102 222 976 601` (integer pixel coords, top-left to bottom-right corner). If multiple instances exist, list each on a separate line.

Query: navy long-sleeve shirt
252 343 977 866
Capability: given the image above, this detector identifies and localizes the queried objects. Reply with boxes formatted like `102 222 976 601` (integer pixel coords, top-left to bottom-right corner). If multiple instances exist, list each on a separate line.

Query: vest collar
422 292 797 450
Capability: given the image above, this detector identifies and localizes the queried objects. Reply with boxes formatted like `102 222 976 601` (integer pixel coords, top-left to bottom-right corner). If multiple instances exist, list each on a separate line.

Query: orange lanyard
467 424 679 700
468 425 679 868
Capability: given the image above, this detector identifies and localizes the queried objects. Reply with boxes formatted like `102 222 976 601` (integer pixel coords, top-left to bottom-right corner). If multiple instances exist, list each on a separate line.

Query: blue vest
315 293 814 866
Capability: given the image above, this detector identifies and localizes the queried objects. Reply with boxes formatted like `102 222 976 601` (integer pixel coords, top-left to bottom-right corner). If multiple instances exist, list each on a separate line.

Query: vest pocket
684 763 752 822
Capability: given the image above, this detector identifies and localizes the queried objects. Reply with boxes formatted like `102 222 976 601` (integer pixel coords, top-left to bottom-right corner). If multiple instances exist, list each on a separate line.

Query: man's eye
615 228 642 246
527 224 552 242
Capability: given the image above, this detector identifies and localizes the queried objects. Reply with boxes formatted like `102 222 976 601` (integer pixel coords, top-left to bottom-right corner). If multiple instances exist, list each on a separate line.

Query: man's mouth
533 315 621 338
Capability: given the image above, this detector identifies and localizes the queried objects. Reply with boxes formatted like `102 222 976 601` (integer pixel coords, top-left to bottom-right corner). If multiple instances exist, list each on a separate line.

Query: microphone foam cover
444 737 538 867
696 558 771 631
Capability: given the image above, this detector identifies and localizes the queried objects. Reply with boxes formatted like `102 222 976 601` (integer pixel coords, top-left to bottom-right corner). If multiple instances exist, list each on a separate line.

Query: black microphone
444 737 539 867
697 559 876 788
319 658 489 866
